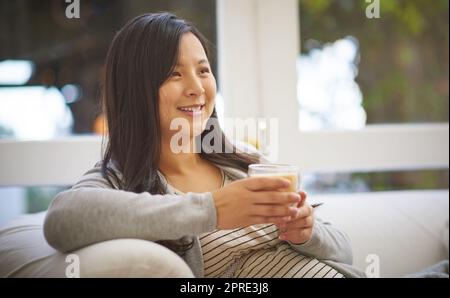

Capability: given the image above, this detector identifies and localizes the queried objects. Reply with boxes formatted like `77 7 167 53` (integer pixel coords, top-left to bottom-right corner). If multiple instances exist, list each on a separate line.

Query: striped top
165 169 344 278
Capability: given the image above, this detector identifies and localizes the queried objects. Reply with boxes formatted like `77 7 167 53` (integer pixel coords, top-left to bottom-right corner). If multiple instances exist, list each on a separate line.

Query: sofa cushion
0 190 448 277
311 190 449 277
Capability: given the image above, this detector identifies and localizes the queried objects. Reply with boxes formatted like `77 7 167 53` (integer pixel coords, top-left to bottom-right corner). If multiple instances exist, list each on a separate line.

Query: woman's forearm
44 187 217 252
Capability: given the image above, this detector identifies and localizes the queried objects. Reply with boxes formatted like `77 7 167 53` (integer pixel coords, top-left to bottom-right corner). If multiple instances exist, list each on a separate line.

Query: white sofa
0 189 448 278
0 211 195 278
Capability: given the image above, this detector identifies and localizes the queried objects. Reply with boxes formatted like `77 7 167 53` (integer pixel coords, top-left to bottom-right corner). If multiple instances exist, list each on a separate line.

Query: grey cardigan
43 158 365 278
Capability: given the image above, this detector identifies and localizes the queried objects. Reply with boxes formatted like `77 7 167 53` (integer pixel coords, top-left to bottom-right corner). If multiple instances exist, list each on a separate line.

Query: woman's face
159 32 217 141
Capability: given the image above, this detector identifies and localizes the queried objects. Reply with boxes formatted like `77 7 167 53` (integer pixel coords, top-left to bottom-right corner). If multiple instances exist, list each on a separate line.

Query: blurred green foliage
300 0 449 123
352 169 449 191
0 124 14 137
299 0 449 191
26 186 66 213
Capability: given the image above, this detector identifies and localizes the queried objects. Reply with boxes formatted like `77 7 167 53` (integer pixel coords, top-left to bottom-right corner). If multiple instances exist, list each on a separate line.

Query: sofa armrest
0 212 194 277
72 239 194 278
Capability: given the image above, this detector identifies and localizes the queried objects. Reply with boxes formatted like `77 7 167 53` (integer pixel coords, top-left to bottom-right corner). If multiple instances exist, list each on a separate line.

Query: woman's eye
171 71 181 77
200 68 210 74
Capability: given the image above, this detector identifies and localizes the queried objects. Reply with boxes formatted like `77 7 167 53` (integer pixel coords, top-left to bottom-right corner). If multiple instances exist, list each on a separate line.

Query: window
0 0 217 223
0 0 217 140
296 0 449 192
217 0 448 193
298 0 448 130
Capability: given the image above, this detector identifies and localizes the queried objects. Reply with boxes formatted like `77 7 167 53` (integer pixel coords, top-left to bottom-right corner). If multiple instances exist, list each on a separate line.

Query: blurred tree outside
299 0 449 192
0 0 217 135
26 186 67 213
299 0 449 124
0 124 14 137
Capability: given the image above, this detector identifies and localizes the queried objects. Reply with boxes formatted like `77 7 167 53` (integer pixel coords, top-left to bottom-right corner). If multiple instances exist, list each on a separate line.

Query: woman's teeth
178 105 204 112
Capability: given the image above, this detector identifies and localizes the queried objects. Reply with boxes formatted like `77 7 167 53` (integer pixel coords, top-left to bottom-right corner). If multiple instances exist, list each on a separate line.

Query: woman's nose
185 77 205 97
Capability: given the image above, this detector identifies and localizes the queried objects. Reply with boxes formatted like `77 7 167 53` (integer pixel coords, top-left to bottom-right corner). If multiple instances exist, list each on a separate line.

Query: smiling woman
0 7 446 280
159 33 216 149
40 12 367 279
99 13 257 196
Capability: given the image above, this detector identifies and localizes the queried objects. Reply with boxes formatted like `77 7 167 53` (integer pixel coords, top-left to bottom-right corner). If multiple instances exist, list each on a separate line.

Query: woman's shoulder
71 160 122 190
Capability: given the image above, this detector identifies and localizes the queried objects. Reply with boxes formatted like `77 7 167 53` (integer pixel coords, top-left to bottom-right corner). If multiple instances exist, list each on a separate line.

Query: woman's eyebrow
176 59 209 67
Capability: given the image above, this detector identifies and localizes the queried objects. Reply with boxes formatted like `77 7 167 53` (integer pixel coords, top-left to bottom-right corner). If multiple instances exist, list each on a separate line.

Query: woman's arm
44 163 299 253
287 218 354 265
43 164 217 252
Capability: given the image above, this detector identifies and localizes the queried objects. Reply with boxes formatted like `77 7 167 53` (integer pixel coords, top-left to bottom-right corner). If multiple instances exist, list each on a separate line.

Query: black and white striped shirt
167 169 344 278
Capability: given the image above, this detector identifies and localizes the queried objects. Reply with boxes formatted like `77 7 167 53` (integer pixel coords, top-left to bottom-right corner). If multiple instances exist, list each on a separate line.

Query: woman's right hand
211 177 300 230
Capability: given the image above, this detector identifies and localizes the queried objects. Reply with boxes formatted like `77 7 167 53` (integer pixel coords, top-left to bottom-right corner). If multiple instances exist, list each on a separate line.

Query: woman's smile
177 103 206 117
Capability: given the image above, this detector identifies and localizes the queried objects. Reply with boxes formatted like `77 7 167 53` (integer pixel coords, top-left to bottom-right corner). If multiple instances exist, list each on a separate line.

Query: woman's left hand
277 191 314 245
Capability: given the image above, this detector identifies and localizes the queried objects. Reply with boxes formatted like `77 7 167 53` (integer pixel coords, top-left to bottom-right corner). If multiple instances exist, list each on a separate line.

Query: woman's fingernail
290 193 300 200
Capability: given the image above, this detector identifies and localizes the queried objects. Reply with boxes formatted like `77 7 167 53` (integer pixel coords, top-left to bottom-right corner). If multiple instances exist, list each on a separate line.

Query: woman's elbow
44 210 65 252
43 191 74 252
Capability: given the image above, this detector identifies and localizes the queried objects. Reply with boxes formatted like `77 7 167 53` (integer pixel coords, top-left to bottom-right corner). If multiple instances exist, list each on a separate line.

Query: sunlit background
0 0 448 225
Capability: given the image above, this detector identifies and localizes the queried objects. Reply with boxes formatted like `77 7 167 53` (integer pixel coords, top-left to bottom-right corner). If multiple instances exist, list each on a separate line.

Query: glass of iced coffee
248 164 300 194
248 164 300 231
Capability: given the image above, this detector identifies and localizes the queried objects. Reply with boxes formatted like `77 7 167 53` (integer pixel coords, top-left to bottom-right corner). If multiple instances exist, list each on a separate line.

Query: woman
44 12 364 278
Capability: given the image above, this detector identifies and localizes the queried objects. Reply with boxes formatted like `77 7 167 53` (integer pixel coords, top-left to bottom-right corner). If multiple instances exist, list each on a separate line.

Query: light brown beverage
248 164 300 197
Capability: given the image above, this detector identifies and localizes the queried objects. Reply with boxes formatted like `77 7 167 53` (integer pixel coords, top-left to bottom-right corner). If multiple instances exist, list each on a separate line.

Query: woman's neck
159 135 203 176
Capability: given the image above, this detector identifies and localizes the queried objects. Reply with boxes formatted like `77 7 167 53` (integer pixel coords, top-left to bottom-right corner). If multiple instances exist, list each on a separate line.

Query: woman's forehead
176 33 209 65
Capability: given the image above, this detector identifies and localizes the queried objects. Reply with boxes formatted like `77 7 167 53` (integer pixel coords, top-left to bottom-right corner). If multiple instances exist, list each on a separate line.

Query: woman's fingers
284 215 314 229
291 203 313 219
279 227 313 244
298 190 307 198
250 204 298 218
295 191 307 207
213 178 306 229
213 176 310 229
252 191 300 205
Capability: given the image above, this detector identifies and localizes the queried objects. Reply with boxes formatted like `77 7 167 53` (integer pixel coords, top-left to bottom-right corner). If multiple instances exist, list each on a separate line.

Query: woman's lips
177 104 205 116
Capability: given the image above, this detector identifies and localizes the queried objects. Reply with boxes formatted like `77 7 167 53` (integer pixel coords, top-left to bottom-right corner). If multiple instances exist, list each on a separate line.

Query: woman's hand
277 191 314 245
211 177 301 230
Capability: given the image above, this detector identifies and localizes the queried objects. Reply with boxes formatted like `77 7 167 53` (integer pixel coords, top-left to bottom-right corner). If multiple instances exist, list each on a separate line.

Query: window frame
216 0 449 172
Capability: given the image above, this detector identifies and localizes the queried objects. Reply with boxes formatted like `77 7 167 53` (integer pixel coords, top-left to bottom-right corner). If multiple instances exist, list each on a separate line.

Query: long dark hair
101 12 258 254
